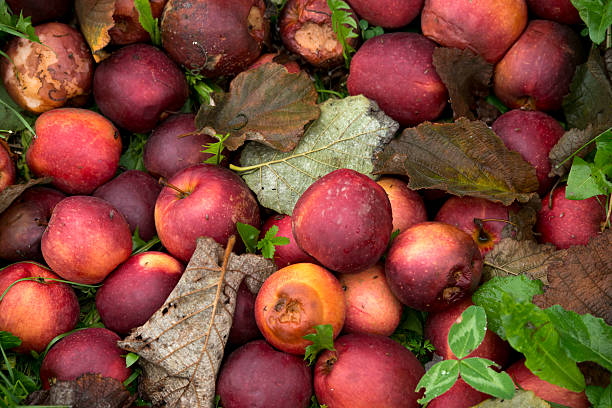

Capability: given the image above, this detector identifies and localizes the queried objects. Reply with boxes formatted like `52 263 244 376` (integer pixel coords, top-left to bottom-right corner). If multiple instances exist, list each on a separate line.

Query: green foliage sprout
133 0 161 46
327 0 359 67
202 132 229 165
303 324 335 365
236 222 289 259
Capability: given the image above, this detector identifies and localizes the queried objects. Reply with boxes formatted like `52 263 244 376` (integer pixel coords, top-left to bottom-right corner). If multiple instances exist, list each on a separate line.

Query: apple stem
158 178 190 199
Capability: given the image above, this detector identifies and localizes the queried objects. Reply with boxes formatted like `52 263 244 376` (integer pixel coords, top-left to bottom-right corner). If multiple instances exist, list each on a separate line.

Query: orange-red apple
377 177 428 233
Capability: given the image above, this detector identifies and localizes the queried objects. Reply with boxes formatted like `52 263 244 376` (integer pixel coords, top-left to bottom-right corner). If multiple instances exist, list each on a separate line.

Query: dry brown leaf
373 118 539 206
25 373 134 408
0 177 51 213
502 196 541 241
483 238 557 283
118 236 276 408
533 229 612 325
548 126 596 178
75 0 115 62
195 63 320 152
432 48 493 121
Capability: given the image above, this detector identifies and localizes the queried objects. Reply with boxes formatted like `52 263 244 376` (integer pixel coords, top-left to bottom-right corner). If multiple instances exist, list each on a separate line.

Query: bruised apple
292 169 392 274
260 214 318 269
377 177 427 233
254 263 345 355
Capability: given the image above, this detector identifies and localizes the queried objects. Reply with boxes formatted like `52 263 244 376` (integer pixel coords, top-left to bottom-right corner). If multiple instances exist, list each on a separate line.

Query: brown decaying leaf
75 0 115 62
502 196 541 241
25 373 134 408
118 236 276 408
432 48 493 120
0 177 51 213
533 229 612 325
483 238 557 284
195 63 320 152
548 125 596 178
373 118 539 206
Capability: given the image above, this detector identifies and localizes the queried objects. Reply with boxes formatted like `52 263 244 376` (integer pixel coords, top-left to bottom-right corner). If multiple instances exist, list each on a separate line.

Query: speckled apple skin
385 222 483 312
347 0 423 28
292 168 392 274
421 0 528 63
41 196 133 284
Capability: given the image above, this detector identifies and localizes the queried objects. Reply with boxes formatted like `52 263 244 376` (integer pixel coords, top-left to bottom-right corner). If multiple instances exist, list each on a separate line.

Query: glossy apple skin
492 109 565 194
292 168 392 274
421 0 528 63
40 328 132 389
227 282 261 348
315 333 425 408
41 196 133 284
435 196 512 256
154 164 261 262
260 214 318 269
346 0 423 28
96 252 184 334
507 359 589 408
348 32 447 127
0 187 65 262
494 20 582 112
536 186 606 249
385 222 483 312
425 299 511 366
377 177 428 233
339 264 402 336
429 377 489 408
6 0 72 24
93 170 162 241
161 0 268 76
143 113 223 179
109 0 168 44
0 262 79 354
526 0 581 25
217 340 312 408
26 108 122 195
94 44 188 134
0 141 15 193
254 263 345 355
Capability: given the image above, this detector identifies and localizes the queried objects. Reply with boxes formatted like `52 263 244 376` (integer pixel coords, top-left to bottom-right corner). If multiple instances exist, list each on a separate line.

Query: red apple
259 214 318 269
41 196 133 284
346 0 423 28
429 377 490 408
525 0 581 25
6 0 72 25
154 164 260 262
385 222 483 312
227 282 261 348
0 262 79 353
0 140 15 193
377 177 428 233
109 0 168 44
248 53 301 73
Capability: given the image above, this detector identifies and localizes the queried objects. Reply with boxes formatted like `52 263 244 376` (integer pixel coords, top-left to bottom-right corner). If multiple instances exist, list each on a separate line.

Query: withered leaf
25 373 134 408
195 63 320 152
483 238 557 283
502 196 541 241
473 390 551 407
118 236 276 408
373 118 539 206
533 230 612 325
75 0 114 62
548 125 596 178
0 177 51 213
432 47 493 121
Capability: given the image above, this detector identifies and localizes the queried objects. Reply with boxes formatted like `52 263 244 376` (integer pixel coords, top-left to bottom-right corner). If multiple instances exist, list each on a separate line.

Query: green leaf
119 133 148 172
257 225 290 259
544 306 612 372
133 0 161 46
569 0 612 44
131 227 161 254
390 308 434 363
327 0 359 66
202 133 229 165
415 359 460 405
448 305 488 359
237 95 398 215
587 384 612 408
125 352 140 368
303 324 335 366
460 358 515 400
0 332 21 350
566 156 609 199
236 222 260 253
0 2 40 43
500 294 585 392
594 128 612 177
472 275 543 339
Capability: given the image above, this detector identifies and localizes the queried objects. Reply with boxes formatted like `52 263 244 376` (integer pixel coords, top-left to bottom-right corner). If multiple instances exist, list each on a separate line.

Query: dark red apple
259 214 318 269
217 340 312 408
346 0 423 28
493 20 582 111
93 170 162 241
385 222 483 312
109 0 168 44
377 177 428 233
292 168 392 274
6 0 72 24
536 185 606 249
429 377 490 408
0 140 15 193
40 328 132 389
526 0 582 25
154 164 261 262
227 282 261 348
93 44 188 133
314 333 424 408
347 32 448 127
492 109 565 194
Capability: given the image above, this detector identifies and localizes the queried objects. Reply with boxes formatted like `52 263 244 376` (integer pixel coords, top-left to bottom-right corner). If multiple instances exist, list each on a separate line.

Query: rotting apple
260 214 318 269
377 177 428 234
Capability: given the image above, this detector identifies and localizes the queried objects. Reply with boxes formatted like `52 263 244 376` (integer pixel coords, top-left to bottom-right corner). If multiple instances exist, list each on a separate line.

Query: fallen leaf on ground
195 63 320 152
373 118 539 206
473 390 550 407
118 236 276 408
548 126 596 178
432 48 493 121
0 177 52 213
483 238 557 283
502 196 541 241
533 230 612 325
74 0 114 62
238 95 398 215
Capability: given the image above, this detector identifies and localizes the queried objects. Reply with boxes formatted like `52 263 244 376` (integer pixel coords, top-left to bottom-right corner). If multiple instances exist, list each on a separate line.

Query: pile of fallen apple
0 0 610 407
